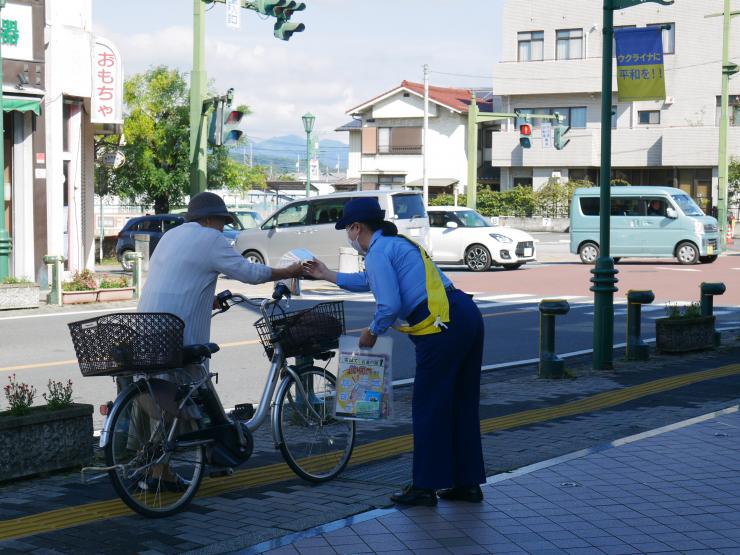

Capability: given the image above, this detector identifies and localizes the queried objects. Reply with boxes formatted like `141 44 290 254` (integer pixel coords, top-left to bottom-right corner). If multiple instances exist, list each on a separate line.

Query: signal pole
190 0 208 197
0 0 11 280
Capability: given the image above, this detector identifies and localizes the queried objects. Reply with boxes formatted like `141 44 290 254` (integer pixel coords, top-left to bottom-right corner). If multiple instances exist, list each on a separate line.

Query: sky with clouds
93 0 504 144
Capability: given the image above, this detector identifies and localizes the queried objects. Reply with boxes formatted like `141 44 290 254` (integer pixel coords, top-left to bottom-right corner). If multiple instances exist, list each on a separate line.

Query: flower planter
62 290 98 304
96 287 135 302
0 283 40 310
0 404 94 482
655 315 716 354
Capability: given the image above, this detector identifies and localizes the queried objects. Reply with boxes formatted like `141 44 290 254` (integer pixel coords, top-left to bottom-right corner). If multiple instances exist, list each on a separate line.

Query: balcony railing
377 145 422 155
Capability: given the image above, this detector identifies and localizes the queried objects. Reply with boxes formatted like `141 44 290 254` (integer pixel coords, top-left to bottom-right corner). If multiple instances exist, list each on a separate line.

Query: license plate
523 248 533 257
409 228 420 237
708 245 714 255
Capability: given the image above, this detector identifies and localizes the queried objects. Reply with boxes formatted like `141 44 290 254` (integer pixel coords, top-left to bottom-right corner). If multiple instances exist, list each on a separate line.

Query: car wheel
579 242 599 264
242 250 265 265
465 244 492 272
120 250 134 272
699 255 718 264
676 241 699 265
502 263 523 270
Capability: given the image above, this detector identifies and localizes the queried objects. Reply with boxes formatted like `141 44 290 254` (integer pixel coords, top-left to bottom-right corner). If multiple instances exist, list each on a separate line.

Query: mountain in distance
230 134 349 174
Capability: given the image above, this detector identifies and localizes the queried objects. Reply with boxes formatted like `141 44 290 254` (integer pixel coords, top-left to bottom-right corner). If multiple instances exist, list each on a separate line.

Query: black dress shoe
436 485 483 503
390 485 437 506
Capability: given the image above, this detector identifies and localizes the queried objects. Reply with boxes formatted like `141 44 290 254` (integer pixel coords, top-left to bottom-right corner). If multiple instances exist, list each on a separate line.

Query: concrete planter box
655 315 716 354
0 283 40 310
0 404 94 482
96 287 134 302
62 290 98 304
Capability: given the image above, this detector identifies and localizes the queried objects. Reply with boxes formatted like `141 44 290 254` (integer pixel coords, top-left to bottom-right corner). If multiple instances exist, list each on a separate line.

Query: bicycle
68 283 355 518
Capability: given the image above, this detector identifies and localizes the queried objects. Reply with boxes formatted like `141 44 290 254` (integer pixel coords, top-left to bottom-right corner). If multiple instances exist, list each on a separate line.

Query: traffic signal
253 0 306 41
208 100 246 147
554 124 571 150
519 124 532 149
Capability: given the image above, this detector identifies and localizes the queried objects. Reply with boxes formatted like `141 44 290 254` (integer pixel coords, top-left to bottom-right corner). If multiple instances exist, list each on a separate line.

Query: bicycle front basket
255 301 345 358
68 312 184 377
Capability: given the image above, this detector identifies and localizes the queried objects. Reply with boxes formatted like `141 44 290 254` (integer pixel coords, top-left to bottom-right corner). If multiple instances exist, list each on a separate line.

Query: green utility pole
707 2 739 251
465 94 563 210
0 0 10 281
190 0 208 197
591 0 673 371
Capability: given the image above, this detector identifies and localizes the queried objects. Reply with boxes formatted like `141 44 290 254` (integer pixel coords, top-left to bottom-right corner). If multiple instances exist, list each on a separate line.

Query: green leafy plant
99 275 130 289
665 302 702 319
1 276 33 285
62 269 98 292
43 379 74 410
4 374 36 416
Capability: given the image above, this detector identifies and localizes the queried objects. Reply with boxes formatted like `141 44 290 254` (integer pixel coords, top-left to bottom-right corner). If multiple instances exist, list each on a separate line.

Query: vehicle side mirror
666 207 678 219
445 221 459 229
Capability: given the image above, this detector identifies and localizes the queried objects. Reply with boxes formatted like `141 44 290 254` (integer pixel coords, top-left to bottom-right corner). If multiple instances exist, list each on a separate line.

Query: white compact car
428 206 536 271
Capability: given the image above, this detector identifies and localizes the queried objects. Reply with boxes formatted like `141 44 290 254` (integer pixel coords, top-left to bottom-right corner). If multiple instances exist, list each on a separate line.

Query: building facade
339 81 496 196
492 0 740 213
2 0 122 283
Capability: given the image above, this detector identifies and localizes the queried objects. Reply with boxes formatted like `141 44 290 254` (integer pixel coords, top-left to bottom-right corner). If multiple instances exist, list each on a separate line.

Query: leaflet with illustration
335 335 393 420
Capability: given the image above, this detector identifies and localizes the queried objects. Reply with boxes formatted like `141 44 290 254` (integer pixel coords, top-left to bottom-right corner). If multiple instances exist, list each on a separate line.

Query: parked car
234 191 431 269
115 211 244 270
116 214 184 271
570 186 720 265
427 206 536 271
230 209 262 229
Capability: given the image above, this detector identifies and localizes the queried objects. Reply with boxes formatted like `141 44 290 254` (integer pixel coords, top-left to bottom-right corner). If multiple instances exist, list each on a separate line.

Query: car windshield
453 210 491 228
236 212 259 228
225 214 245 232
392 194 426 219
671 194 704 217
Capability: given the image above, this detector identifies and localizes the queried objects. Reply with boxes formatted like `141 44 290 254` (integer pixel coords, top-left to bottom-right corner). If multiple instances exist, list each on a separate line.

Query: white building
492 0 740 214
2 0 122 283
338 81 497 195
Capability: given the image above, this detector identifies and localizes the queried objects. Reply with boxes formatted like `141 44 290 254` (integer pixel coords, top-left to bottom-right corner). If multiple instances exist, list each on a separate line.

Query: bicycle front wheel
105 381 205 518
275 367 355 482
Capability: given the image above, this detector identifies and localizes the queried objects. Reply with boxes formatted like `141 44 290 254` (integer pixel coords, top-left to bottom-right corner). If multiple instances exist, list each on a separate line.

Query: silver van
234 191 431 269
570 186 720 265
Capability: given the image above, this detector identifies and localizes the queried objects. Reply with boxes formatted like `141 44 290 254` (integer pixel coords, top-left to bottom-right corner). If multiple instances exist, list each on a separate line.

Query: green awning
2 98 41 116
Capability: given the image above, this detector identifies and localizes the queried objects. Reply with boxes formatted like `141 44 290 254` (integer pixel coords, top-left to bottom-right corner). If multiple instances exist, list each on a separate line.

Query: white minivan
234 191 431 269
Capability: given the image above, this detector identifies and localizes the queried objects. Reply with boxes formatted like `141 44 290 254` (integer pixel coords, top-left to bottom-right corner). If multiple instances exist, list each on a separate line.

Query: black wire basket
68 313 184 377
255 301 345 359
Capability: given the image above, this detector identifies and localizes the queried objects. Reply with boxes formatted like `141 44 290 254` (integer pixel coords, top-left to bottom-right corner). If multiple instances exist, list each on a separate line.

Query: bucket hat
334 197 385 230
186 192 234 224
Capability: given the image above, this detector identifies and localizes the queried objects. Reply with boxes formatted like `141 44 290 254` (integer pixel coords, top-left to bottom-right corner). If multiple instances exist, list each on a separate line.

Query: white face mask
347 225 366 255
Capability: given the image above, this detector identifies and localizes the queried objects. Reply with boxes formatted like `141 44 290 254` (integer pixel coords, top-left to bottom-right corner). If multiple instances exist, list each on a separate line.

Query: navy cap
335 197 385 230
186 192 234 225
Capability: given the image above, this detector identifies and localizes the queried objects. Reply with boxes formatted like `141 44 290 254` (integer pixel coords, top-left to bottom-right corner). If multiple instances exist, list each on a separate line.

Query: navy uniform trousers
407 288 486 490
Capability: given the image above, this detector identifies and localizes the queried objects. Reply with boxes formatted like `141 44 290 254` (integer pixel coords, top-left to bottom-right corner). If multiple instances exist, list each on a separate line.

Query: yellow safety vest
393 236 451 336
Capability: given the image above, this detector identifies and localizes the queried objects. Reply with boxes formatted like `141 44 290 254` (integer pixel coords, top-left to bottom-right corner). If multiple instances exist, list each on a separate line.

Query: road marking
2 362 738 541
655 266 702 272
476 294 536 301
0 306 136 322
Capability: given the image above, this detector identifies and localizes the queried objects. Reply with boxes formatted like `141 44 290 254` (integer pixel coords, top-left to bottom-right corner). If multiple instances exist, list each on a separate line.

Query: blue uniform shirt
336 231 452 335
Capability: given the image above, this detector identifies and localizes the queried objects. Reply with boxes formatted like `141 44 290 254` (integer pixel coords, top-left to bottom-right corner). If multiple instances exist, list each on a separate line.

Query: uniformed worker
303 197 486 506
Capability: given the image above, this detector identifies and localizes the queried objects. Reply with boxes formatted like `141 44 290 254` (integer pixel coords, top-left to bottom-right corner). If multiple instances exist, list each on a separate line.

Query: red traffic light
225 110 245 125
519 124 532 136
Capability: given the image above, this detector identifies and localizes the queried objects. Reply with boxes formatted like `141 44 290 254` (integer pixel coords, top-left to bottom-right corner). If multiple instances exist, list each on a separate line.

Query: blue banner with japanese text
615 26 666 102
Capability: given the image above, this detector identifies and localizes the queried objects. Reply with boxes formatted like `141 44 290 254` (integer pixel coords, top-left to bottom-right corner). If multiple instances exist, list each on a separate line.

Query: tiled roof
347 81 493 115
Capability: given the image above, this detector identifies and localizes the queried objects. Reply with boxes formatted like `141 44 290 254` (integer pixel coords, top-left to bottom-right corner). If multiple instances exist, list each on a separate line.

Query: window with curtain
518 31 544 61
638 110 660 125
556 28 583 60
715 95 740 127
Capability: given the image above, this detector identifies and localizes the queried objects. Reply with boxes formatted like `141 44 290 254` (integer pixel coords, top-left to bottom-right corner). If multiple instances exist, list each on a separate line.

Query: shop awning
2 97 42 116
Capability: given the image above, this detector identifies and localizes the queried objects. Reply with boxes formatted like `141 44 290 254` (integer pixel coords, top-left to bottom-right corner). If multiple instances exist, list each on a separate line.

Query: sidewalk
0 335 739 554
262 407 740 555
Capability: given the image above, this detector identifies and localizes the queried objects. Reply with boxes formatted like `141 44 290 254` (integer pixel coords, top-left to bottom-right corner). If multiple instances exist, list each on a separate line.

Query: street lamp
302 112 315 198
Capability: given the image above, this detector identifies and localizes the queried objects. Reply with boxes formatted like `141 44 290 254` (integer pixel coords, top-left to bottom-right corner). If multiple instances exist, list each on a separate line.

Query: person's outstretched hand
303 258 334 282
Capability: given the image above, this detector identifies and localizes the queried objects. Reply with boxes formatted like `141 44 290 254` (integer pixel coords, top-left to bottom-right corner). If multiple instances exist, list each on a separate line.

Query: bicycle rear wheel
105 380 205 518
275 367 355 482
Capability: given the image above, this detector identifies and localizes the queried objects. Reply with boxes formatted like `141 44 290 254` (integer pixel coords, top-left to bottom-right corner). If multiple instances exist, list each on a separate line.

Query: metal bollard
626 290 655 361
124 251 143 300
700 282 725 346
538 299 570 378
43 254 66 306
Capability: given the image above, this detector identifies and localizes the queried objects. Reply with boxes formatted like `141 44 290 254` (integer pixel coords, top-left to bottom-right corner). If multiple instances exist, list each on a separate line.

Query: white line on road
655 266 702 272
0 306 136 322
475 294 536 301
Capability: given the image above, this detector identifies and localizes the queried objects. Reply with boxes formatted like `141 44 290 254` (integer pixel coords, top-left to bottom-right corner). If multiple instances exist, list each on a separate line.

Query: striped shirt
138 222 272 346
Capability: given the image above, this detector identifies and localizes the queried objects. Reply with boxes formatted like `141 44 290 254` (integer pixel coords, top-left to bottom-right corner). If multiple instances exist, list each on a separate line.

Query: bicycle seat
182 343 220 364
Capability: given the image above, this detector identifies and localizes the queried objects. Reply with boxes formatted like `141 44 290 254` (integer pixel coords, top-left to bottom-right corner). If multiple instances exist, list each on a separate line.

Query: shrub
62 269 98 292
43 379 74 410
665 302 702 319
99 275 130 289
1 276 33 285
4 374 36 416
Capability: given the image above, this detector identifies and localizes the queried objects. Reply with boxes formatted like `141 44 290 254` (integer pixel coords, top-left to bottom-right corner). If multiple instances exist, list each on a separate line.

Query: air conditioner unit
664 96 675 105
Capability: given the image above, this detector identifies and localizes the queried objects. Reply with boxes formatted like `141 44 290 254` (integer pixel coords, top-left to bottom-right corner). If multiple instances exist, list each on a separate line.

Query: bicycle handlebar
212 283 290 320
